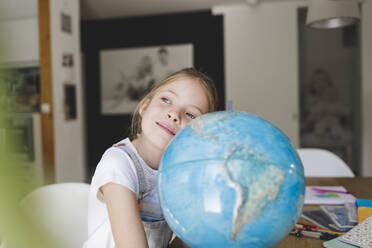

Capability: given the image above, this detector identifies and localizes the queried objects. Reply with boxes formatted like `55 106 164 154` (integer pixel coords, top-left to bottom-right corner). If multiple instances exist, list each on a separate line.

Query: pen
311 187 353 195
319 232 340 241
295 224 344 235
291 229 317 238
295 223 320 232
316 228 344 236
291 229 340 240
297 222 317 228
302 230 322 239
294 226 318 232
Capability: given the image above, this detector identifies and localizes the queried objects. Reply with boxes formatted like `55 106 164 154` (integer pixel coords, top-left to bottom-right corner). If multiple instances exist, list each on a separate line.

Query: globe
157 111 305 248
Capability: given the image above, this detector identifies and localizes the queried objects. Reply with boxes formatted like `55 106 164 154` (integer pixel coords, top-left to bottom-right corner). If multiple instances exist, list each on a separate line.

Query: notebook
323 214 372 248
339 214 372 247
323 238 358 248
305 186 356 205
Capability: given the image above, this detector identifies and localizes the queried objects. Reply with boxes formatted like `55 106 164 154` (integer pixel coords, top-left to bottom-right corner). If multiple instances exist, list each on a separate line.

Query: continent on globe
222 142 287 240
225 161 284 239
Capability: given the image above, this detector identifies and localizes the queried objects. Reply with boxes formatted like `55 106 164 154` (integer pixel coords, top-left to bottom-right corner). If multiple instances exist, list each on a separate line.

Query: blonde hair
129 67 218 140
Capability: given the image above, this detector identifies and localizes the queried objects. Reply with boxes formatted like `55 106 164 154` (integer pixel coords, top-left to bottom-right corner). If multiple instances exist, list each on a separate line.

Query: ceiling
81 0 246 20
1 0 369 21
0 0 293 21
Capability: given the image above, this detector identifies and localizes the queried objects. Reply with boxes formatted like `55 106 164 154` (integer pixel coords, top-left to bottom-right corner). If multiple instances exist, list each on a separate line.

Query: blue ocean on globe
158 111 305 248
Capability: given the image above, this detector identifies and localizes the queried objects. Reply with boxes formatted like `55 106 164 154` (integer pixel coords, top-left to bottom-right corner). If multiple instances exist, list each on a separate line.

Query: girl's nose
167 110 180 122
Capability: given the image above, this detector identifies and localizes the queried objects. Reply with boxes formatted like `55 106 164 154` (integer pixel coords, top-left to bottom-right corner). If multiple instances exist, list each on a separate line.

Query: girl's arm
102 182 149 248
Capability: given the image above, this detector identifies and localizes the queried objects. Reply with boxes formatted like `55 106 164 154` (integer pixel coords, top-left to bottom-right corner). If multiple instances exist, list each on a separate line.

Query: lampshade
306 0 360 29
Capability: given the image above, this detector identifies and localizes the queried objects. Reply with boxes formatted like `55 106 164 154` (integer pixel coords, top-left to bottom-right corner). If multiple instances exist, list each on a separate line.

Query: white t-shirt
83 138 163 248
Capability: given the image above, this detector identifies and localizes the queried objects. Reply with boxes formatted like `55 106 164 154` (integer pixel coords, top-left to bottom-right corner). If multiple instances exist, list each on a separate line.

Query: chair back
20 182 90 248
297 148 354 177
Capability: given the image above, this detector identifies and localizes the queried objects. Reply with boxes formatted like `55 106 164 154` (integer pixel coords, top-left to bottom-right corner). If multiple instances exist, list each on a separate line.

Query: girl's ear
139 98 150 116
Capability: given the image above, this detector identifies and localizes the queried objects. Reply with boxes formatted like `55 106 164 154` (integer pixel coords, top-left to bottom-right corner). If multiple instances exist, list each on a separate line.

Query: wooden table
170 177 372 248
275 177 372 248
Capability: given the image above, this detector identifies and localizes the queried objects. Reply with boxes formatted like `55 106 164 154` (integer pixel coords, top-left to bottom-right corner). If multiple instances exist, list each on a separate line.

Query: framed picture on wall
0 66 40 113
100 44 193 115
64 83 77 121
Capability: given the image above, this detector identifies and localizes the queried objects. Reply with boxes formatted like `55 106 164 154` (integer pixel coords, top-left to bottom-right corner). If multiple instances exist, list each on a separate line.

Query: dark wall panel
81 10 225 179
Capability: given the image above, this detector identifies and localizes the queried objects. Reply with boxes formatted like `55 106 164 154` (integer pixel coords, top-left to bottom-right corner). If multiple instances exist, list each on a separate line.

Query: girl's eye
186 113 196 119
161 97 170 104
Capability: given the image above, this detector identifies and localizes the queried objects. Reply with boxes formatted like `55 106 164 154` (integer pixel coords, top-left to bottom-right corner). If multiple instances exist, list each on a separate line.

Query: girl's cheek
180 122 188 130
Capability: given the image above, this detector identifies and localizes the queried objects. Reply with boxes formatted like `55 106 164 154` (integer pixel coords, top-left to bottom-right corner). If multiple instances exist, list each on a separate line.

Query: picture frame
64 83 77 121
0 66 40 113
100 44 193 115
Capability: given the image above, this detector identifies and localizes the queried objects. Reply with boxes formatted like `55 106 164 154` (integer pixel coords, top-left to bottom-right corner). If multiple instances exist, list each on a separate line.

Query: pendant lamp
306 0 360 29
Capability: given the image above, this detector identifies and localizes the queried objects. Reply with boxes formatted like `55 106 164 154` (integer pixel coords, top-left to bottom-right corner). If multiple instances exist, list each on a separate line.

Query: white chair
20 182 90 248
297 148 355 177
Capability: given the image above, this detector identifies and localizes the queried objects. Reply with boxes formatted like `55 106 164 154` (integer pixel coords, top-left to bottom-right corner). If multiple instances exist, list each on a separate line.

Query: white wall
0 18 39 65
214 1 372 176
214 1 307 148
50 0 86 182
362 1 372 176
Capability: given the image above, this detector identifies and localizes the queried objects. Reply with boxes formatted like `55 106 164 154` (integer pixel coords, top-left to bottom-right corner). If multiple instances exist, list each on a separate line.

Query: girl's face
138 77 209 151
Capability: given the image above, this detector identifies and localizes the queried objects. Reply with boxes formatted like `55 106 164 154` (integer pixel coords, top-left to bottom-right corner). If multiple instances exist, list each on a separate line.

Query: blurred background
0 0 371 193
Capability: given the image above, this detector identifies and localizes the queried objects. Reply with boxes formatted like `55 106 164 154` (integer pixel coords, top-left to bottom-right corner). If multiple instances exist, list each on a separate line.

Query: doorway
298 8 361 175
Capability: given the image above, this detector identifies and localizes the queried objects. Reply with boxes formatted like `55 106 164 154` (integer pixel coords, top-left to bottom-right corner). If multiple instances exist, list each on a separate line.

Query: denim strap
114 144 146 200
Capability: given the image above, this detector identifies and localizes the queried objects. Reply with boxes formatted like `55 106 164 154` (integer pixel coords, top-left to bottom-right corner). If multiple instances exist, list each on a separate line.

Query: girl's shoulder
112 137 131 148
101 146 131 163
93 138 134 171
92 138 140 196
103 138 131 155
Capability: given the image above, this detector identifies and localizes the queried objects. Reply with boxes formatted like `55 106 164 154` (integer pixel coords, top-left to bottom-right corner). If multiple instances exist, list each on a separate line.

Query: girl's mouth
156 122 176 136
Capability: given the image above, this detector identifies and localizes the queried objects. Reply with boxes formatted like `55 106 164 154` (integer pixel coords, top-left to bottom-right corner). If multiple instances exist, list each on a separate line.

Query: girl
83 68 218 248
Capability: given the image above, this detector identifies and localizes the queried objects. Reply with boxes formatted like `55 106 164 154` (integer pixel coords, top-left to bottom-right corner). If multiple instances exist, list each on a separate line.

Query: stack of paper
305 186 356 205
323 214 372 248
